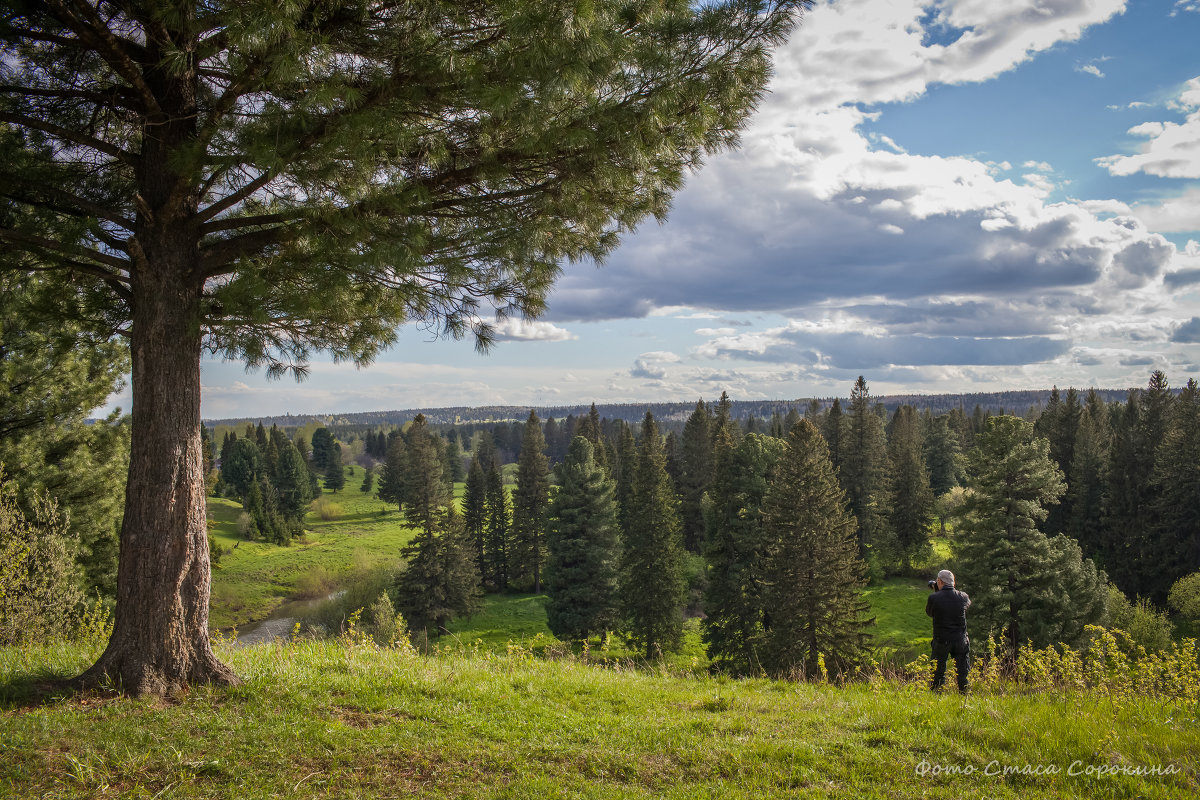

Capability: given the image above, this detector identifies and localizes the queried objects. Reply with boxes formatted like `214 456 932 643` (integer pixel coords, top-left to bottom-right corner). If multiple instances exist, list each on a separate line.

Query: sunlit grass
2 639 1195 799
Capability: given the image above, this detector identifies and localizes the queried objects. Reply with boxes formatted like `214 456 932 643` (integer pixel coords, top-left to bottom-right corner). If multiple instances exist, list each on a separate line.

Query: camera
927 579 938 590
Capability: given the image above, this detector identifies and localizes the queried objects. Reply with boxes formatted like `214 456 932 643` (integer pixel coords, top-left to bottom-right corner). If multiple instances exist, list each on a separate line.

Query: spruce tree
545 438 621 642
311 428 335 472
359 466 375 494
1149 379 1200 601
921 411 963 495
822 398 845 475
841 377 893 560
484 464 511 591
702 433 785 674
957 416 1106 657
679 399 714 553
759 420 874 678
220 438 263 499
512 411 551 592
463 458 488 578
376 434 407 513
615 422 639 539
402 415 447 537
621 413 686 657
444 436 466 484
1066 391 1111 560
274 438 313 530
324 442 346 493
887 406 934 571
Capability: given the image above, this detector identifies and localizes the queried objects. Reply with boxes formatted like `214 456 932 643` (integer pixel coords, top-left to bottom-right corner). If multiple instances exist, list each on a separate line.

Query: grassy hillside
2 640 1196 799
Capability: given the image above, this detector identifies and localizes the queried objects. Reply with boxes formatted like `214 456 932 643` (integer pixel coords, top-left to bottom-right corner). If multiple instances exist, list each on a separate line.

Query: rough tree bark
77 23 239 694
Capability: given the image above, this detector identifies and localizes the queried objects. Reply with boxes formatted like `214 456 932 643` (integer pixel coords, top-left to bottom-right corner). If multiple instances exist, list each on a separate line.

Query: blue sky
113 0 1200 419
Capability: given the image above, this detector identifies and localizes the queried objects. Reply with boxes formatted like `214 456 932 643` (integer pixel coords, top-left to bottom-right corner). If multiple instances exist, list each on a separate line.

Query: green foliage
1106 585 1174 652
324 443 347 493
483 463 511 591
395 506 482 636
0 469 82 645
511 411 550 592
1169 571 1200 622
545 438 620 642
702 433 785 674
841 377 893 560
758 420 874 678
621 414 686 658
1149 379 1200 601
402 415 446 535
0 274 129 595
887 406 935 572
376 433 407 512
678 399 714 553
957 416 1107 656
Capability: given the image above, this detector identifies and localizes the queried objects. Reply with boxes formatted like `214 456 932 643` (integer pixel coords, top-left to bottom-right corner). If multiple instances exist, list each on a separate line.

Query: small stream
233 591 344 646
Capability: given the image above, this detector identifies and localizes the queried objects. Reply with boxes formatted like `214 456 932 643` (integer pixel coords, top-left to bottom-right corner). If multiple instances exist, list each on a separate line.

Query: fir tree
376 434 407 513
512 411 551 592
311 428 335 473
545 438 621 642
274 438 313 527
887 406 934 571
324 442 346 493
921 411 963 496
1066 392 1111 560
1149 379 1200 601
957 416 1106 657
394 505 481 640
484 464 511 591
402 415 447 537
615 422 638 539
359 466 375 494
444 436 466 484
841 377 893 560
702 433 785 674
759 420 874 678
220 438 263 499
822 398 845 475
679 399 714 553
463 458 488 578
622 413 686 657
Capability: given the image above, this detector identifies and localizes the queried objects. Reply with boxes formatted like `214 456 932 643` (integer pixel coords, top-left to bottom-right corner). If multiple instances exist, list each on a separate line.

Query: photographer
925 569 971 693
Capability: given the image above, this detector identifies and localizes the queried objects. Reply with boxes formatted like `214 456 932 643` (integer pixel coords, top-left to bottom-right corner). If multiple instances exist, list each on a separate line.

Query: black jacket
925 586 971 642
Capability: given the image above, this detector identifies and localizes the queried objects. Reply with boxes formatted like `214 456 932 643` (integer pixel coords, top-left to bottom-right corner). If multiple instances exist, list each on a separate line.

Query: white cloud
489 318 576 342
1171 1 1200 16
1097 77 1200 178
1077 63 1104 78
1023 161 1055 172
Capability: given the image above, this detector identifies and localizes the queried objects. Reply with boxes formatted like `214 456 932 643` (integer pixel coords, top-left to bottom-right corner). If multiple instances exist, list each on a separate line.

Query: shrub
312 497 343 521
1106 584 1173 651
235 511 256 538
294 564 337 599
1168 571 1200 622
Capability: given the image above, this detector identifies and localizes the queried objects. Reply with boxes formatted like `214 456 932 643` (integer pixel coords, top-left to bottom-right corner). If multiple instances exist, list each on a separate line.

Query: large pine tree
402 415 447 536
545 438 621 642
0 0 804 693
759 420 873 678
376 433 407 513
462 457 488 579
621 413 686 657
511 411 551 592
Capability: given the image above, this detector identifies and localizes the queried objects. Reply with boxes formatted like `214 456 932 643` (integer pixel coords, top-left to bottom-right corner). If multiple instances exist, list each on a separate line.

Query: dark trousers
931 636 970 692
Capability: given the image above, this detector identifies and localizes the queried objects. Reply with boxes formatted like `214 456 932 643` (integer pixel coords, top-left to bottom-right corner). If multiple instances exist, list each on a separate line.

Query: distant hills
204 388 1137 428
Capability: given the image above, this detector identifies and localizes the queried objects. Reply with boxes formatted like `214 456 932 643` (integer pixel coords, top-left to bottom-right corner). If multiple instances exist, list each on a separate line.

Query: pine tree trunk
78 249 239 695
75 15 237 696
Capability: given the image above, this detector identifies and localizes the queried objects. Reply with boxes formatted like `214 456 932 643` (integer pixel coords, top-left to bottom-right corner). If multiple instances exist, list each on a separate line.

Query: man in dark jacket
925 569 971 693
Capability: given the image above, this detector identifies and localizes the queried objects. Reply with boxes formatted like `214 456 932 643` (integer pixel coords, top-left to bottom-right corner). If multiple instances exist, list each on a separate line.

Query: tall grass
2 638 1196 799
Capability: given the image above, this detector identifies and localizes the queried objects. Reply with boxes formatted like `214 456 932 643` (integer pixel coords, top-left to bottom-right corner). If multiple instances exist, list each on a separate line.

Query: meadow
4 465 1195 798
2 637 1196 799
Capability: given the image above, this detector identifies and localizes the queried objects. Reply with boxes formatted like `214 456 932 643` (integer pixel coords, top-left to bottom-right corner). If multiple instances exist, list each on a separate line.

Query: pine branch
0 227 131 280
43 0 158 113
0 110 137 167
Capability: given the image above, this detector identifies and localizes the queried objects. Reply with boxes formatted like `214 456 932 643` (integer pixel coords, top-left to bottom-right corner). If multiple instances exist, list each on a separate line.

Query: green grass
864 578 935 659
2 640 1196 799
207 465 417 630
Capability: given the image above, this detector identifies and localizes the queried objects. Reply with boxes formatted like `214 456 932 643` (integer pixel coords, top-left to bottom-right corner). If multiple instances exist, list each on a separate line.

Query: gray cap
937 569 955 586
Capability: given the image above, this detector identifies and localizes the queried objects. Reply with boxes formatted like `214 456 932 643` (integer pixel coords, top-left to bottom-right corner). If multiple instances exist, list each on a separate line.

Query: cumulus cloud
1172 1 1200 16
488 318 576 342
629 351 681 380
1096 77 1200 178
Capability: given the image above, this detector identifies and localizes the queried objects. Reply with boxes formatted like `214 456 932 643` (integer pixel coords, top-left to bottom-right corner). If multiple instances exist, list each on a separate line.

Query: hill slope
2 641 1195 799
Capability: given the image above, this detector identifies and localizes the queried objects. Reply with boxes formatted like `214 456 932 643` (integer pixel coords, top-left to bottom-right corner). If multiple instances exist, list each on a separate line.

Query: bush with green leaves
1169 571 1200 623
1105 584 1173 652
0 469 83 645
